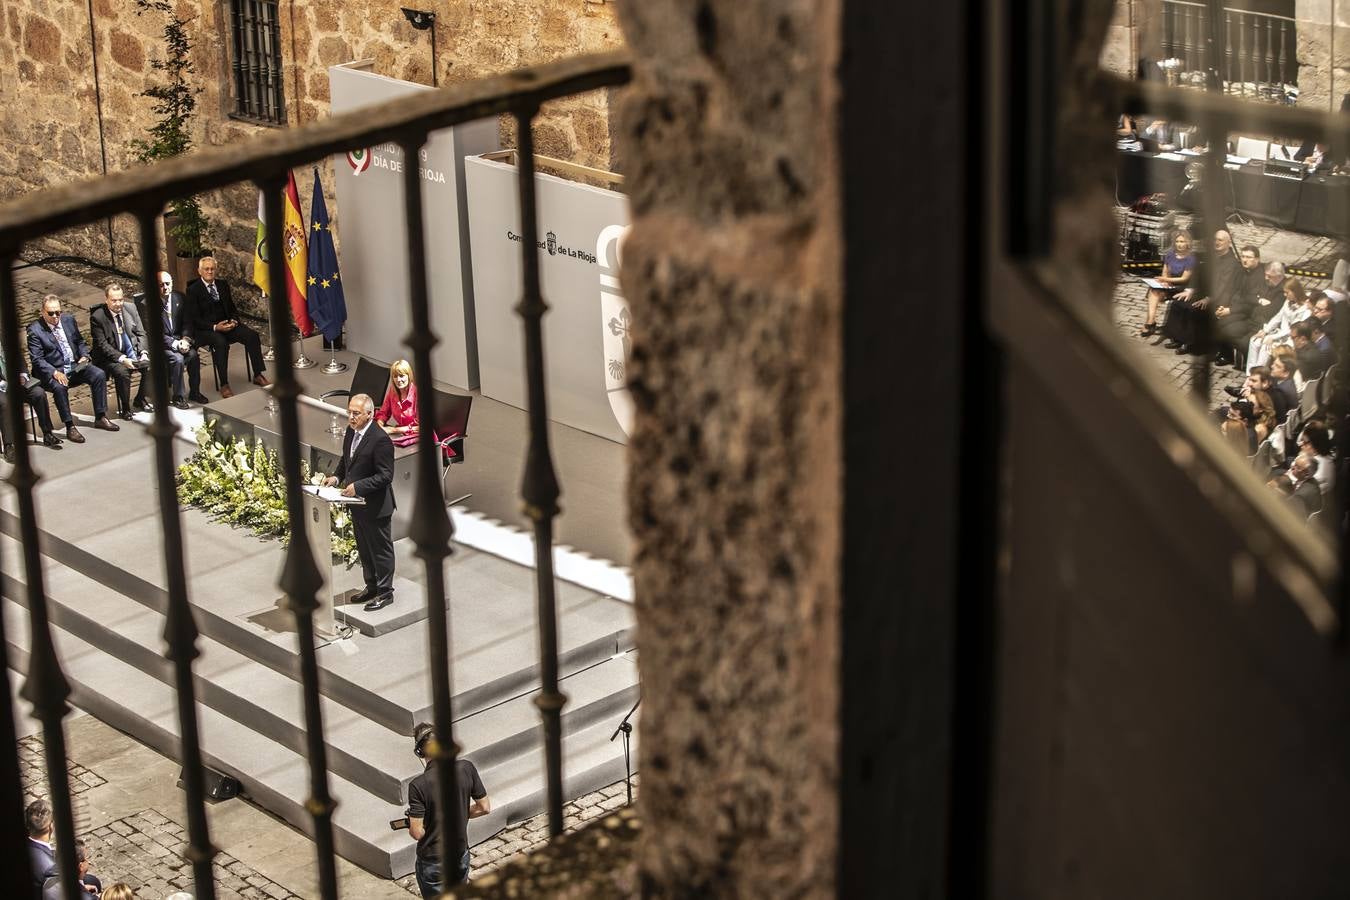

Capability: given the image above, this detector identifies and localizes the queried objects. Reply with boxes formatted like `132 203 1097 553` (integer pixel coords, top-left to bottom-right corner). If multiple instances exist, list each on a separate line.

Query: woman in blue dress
1140 230 1195 337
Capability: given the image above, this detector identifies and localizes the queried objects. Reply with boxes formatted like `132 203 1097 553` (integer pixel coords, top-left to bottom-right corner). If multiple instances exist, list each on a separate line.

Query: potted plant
132 0 209 287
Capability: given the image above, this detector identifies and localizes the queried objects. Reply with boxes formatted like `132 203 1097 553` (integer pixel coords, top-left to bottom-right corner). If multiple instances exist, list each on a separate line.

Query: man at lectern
323 393 396 611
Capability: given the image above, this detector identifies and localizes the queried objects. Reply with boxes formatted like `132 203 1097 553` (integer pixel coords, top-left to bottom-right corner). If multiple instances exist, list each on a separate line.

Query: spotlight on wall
401 7 435 30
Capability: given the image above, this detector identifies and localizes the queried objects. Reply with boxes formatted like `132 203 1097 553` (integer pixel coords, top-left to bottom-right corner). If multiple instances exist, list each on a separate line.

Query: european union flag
306 167 348 343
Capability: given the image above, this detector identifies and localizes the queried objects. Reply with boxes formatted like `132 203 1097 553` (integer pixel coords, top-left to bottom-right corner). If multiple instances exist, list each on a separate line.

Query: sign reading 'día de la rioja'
345 143 449 183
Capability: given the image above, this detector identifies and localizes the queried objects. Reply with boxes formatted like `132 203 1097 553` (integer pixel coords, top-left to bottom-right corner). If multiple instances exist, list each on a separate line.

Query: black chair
320 356 389 408
432 390 473 501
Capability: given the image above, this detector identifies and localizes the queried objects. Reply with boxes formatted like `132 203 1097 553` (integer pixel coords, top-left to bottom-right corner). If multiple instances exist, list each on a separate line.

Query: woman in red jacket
376 359 423 448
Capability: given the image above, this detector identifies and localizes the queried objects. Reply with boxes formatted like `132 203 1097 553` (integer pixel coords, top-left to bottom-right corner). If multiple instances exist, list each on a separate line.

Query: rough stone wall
1100 0 1163 77
1295 0 1349 111
613 1 841 895
1 0 623 316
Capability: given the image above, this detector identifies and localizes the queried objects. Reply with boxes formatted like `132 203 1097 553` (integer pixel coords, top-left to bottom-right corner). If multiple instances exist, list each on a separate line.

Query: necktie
207 282 219 302
53 322 73 369
350 429 362 457
116 315 132 357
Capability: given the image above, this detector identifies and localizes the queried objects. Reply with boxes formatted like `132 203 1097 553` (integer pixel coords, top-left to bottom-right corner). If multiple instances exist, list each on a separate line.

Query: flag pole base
321 348 348 375
293 333 317 369
263 348 277 362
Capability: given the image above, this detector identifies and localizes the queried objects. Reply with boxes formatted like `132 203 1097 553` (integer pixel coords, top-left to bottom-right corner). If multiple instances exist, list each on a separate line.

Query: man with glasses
156 271 205 407
322 393 396 612
26 294 119 443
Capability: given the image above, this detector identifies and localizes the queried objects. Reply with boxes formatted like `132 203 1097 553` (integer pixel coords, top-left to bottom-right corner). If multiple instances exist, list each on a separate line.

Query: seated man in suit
156 270 205 407
0 338 61 460
323 393 397 612
184 256 268 399
26 798 56 896
89 282 152 420
40 838 101 900
26 294 119 443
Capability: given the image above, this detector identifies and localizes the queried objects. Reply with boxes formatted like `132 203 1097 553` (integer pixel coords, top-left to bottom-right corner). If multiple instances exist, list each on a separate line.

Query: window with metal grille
229 0 285 125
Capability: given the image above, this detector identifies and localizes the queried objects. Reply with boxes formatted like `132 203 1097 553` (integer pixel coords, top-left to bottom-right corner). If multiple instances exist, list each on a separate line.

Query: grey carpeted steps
3 593 640 878
0 435 638 880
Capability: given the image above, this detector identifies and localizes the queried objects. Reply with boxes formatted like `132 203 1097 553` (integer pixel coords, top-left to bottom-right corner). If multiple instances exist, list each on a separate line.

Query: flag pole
294 332 317 369
262 292 276 361
321 336 347 375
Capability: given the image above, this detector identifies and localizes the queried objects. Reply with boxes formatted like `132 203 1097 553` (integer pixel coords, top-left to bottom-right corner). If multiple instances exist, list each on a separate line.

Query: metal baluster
1162 2 1172 60
1265 19 1275 94
259 176 340 899
397 135 463 863
1198 5 1209 76
512 108 567 837
0 252 81 900
1224 11 1233 92
136 210 219 900
1184 7 1194 74
1237 13 1247 97
0 261 36 900
1277 20 1288 88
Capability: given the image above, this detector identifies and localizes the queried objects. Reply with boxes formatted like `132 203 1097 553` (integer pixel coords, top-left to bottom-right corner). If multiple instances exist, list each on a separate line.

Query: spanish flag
282 172 315 336
252 190 269 295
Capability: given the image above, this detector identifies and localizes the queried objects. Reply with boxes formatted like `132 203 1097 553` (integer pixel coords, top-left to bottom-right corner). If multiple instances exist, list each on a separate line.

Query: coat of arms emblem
598 224 633 436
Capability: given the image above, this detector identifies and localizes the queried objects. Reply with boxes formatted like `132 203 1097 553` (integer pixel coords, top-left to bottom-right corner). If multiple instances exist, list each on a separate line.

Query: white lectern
302 485 365 638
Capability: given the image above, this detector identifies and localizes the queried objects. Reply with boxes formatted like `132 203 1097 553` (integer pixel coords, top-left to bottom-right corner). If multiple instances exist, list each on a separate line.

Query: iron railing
0 49 631 899
1161 0 1298 101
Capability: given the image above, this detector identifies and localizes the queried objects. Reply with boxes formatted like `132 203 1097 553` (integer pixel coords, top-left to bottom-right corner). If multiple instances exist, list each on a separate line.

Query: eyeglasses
43 310 60 317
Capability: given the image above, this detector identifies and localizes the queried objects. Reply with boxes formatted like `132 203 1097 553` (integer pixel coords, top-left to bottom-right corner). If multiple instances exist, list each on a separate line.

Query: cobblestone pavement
395 777 638 896
20 730 305 899
1111 211 1343 408
85 811 305 900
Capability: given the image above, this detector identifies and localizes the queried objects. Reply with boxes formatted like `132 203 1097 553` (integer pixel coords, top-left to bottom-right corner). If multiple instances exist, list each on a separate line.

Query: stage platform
0 350 638 879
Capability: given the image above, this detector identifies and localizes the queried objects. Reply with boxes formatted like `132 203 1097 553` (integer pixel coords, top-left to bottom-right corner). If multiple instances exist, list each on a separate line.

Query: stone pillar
1296 0 1349 111
612 1 841 895
1101 0 1164 78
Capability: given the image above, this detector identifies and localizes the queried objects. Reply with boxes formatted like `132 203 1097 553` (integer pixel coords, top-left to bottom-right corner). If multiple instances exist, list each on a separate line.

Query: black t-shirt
406 758 486 862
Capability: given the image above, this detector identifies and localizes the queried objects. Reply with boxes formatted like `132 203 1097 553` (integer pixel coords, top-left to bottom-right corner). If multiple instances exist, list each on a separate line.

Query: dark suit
0 343 56 441
28 837 55 897
335 424 396 597
152 290 201 400
184 276 265 387
27 313 108 423
89 301 150 414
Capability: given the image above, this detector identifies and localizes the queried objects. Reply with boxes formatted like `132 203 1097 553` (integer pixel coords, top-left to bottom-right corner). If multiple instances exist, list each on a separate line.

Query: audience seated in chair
154 270 205 407
1220 366 1275 444
1297 420 1335 496
184 256 268 399
1211 245 1266 367
89 282 152 420
0 337 60 458
26 294 119 443
1267 356 1298 424
1162 229 1242 355
1246 278 1310 370
1139 230 1194 337
1271 453 1323 518
40 838 101 900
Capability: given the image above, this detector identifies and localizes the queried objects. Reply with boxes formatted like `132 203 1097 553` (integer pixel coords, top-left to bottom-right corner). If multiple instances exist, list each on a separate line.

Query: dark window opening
230 0 285 125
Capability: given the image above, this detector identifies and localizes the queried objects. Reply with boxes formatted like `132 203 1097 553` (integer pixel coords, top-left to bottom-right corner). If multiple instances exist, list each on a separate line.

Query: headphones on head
413 723 435 759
